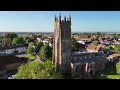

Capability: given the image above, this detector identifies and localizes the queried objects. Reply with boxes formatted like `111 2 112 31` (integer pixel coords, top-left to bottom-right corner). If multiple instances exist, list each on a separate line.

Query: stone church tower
53 14 71 74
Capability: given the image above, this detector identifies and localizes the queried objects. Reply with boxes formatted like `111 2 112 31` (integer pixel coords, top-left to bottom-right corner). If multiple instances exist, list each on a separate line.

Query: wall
71 57 106 78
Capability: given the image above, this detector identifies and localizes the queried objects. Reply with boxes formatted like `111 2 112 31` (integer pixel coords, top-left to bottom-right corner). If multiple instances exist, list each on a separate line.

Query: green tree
38 45 52 61
24 36 33 44
12 37 24 45
35 42 44 54
4 32 18 41
16 60 64 79
92 41 98 46
31 34 37 40
113 44 120 53
71 37 85 51
43 34 48 39
2 37 11 46
0 36 4 43
71 37 77 51
26 42 35 55
116 61 120 74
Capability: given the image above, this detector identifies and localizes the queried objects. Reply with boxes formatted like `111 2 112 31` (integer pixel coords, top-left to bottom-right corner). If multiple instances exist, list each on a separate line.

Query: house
36 37 44 42
48 35 53 39
86 44 103 53
0 55 28 75
107 53 120 63
0 45 26 56
114 41 120 44
75 38 92 45
43 38 53 47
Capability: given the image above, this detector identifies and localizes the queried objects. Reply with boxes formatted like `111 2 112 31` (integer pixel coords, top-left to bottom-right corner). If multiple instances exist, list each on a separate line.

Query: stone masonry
52 14 107 77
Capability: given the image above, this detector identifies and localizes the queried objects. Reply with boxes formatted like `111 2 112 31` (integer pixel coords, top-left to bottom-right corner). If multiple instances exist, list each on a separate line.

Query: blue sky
0 11 120 32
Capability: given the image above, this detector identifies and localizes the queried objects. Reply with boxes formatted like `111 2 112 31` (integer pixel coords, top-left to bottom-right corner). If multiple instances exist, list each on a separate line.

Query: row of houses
36 36 53 47
0 45 26 56
74 35 120 46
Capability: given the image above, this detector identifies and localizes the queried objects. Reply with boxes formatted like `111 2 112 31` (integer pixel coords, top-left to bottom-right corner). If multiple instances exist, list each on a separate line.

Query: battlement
55 14 71 23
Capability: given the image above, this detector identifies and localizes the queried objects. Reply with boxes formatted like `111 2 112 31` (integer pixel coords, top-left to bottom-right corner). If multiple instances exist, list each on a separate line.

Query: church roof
72 56 102 64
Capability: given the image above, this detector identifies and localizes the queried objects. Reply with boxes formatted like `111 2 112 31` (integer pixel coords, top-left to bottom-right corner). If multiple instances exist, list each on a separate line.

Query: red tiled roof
109 53 120 57
87 44 101 51
75 38 91 41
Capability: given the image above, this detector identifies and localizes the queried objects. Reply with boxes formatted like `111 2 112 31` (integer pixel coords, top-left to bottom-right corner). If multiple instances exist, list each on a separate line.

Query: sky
0 11 120 32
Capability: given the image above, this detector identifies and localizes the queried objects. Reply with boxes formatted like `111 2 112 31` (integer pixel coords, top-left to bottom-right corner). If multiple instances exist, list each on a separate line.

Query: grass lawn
25 54 36 60
105 75 120 79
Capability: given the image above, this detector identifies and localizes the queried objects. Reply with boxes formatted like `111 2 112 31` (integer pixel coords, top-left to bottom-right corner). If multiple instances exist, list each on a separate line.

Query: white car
8 75 16 79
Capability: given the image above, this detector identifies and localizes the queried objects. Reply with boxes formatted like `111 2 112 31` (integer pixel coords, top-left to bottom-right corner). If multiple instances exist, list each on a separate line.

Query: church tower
53 14 71 74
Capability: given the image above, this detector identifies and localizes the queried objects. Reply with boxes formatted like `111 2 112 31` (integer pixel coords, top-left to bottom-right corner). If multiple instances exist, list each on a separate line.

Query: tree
16 60 64 79
87 35 91 38
4 32 18 41
116 61 120 74
92 41 98 46
31 34 37 40
26 42 35 55
35 42 44 54
24 36 33 44
0 36 4 43
43 34 48 39
12 37 24 45
38 45 52 61
2 37 11 46
71 37 85 52
113 44 120 54
71 37 77 51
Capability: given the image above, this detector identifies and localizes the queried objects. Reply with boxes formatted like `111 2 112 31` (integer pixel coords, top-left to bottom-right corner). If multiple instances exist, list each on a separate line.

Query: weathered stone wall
71 55 107 78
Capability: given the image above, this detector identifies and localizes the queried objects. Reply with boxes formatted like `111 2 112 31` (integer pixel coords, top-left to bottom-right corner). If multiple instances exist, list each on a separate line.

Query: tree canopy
16 60 64 79
35 42 44 54
38 45 52 61
26 42 35 55
24 36 33 44
71 37 85 52
12 37 24 45
4 32 18 41
107 44 120 54
2 37 11 46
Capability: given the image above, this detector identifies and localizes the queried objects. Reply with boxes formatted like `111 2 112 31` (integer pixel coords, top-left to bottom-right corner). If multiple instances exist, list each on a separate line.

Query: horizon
0 11 120 32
